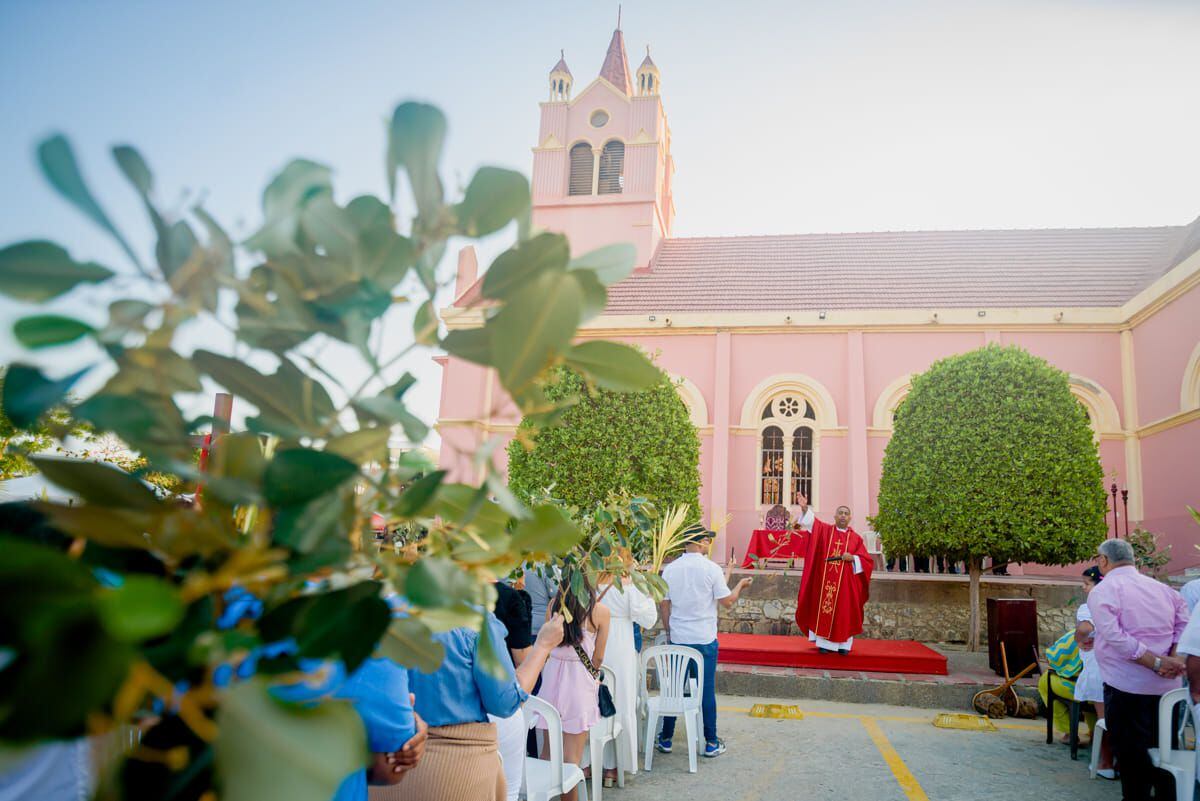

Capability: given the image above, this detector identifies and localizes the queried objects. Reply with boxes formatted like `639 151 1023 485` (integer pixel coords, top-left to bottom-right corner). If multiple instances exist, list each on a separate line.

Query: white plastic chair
639 644 703 774
1087 717 1107 779
1148 688 1195 801
522 695 589 801
587 664 625 801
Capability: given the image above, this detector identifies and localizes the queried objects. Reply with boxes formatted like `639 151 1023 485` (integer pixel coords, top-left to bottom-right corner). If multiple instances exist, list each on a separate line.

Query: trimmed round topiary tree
871 344 1107 650
507 363 702 519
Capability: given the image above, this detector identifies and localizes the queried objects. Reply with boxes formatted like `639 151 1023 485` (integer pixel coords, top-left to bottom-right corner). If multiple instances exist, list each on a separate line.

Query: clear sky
2 0 1198 449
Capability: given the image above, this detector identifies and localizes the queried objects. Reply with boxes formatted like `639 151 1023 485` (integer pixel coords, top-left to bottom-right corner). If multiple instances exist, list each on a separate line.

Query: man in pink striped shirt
1089 538 1189 801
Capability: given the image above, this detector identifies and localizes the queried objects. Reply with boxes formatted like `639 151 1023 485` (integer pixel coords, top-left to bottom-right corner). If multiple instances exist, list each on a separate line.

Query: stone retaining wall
703 570 1082 646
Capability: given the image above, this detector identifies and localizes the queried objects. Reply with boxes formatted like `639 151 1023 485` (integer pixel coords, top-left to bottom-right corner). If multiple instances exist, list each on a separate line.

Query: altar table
740 529 805 568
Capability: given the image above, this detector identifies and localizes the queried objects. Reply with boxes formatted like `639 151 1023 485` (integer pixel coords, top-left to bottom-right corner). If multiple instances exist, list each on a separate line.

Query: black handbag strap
572 643 602 681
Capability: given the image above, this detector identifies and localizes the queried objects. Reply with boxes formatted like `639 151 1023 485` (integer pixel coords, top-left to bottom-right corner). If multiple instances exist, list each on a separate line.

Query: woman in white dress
594 577 657 784
1073 566 1114 778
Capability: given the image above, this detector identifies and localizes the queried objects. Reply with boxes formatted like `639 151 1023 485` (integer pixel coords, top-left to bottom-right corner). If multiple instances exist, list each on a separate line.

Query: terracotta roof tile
603 224 1197 312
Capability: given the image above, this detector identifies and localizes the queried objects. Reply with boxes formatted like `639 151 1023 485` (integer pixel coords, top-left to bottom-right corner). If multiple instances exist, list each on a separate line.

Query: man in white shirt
658 525 752 758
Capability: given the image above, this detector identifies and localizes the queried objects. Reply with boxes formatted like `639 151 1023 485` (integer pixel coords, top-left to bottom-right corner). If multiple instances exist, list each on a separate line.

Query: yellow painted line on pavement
719 705 1042 731
861 717 930 801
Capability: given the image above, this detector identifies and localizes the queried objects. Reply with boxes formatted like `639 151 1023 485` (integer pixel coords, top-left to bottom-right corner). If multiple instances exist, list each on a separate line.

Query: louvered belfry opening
597 140 624 194
568 142 594 196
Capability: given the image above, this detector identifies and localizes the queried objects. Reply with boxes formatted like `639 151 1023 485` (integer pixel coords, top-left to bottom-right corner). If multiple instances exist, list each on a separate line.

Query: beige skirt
369 721 504 801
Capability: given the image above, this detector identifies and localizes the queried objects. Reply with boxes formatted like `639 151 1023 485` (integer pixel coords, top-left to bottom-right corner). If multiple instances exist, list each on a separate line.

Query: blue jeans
660 639 719 745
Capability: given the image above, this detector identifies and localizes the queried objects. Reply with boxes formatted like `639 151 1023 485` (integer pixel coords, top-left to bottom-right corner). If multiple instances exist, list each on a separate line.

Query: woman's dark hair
1081 566 1102 584
550 569 596 647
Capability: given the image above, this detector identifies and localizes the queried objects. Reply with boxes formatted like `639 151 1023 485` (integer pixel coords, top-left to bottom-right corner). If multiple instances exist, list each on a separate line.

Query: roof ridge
664 225 1185 242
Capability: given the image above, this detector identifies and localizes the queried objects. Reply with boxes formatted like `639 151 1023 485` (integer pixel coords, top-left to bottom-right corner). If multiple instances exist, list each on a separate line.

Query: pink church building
437 26 1200 576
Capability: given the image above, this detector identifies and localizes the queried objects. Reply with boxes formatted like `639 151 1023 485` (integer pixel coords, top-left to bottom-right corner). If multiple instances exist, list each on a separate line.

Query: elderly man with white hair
1088 537 1190 801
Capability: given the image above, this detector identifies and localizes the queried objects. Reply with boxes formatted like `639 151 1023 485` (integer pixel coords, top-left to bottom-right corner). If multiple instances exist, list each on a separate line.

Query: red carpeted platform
717 633 948 675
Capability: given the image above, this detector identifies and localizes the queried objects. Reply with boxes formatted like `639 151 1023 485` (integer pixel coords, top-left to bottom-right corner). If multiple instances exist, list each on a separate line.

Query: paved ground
603 693 1120 801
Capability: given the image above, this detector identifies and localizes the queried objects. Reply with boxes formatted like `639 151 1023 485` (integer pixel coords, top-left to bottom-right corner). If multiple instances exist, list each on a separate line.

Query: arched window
760 426 785 505
568 142 594 196
790 426 813 505
758 395 818 508
597 140 624 195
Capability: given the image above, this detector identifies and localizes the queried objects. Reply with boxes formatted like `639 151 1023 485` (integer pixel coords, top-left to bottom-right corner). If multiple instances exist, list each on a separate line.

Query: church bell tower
530 20 675 271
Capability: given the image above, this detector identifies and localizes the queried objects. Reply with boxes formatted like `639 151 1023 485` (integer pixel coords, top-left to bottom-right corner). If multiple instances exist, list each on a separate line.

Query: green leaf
107 299 154 331
476 612 508 680
568 243 638 286
103 345 203 397
112 144 154 196
481 233 570 301
511 504 582 554
387 102 446 218
208 431 267 485
442 327 492 367
273 492 352 552
33 457 162 510
13 315 94 349
394 470 446 517
73 392 189 457
572 269 608 322
490 270 583 394
404 557 477 609
326 428 391 464
112 145 169 250
0 536 134 741
259 582 390 672
351 397 428 443
194 351 335 438
263 448 359 508
0 364 88 428
300 194 356 264
378 616 444 673
565 341 662 392
453 167 531 238
245 159 334 257
413 299 438 346
0 240 114 302
355 226 414 291
216 678 367 801
485 472 531 520
157 220 199 280
37 134 142 269
97 576 184 642
433 484 511 532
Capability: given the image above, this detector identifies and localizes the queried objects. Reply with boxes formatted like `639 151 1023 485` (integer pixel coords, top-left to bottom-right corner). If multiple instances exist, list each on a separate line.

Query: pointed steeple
549 49 573 101
636 45 660 96
551 49 572 78
598 12 632 95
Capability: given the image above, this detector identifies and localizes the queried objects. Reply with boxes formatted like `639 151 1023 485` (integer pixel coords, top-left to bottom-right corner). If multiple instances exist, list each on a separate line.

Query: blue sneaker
655 735 672 753
704 739 727 758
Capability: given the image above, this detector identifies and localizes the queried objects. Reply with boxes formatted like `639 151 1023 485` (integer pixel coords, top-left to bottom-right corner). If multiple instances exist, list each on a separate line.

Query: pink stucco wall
437 314 1196 573
1140 422 1200 572
1134 284 1200 425
1132 282 1200 573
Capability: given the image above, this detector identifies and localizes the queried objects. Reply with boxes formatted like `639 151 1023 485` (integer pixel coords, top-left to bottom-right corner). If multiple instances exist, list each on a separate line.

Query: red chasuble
793 519 873 643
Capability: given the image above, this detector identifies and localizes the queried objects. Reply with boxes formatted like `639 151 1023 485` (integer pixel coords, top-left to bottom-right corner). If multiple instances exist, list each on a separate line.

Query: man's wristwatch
1153 656 1163 672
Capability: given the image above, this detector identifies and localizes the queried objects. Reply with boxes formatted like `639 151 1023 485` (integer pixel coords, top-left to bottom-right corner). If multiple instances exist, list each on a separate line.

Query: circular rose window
590 110 609 128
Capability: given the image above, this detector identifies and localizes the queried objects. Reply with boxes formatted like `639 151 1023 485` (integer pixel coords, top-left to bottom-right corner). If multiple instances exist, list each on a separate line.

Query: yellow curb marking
861 717 931 801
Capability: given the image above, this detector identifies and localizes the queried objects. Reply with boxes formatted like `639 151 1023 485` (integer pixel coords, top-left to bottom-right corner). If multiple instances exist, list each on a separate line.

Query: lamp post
1120 489 1130 539
1110 483 1119 539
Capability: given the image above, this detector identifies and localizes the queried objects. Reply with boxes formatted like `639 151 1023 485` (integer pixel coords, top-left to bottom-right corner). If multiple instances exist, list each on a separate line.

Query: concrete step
716 661 1040 711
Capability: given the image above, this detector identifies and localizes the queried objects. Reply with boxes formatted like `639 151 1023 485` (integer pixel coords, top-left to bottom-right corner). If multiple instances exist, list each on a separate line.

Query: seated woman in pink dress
535 572 610 801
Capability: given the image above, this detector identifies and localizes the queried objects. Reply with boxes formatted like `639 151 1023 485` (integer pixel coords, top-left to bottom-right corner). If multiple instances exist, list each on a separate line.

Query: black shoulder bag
572 643 616 718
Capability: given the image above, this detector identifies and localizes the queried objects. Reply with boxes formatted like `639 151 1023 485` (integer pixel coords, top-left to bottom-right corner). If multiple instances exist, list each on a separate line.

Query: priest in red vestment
791 497 873 654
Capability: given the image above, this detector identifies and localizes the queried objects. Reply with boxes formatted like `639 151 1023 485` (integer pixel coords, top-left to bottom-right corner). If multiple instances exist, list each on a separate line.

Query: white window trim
754 395 820 515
